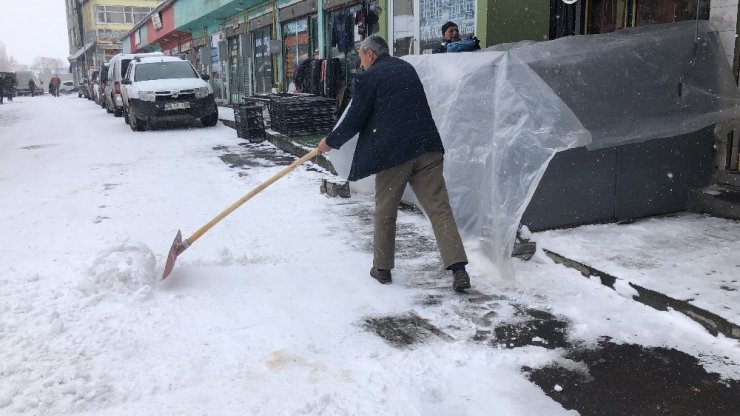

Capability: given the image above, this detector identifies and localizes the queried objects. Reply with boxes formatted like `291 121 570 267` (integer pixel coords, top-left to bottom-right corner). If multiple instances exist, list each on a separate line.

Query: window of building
96 6 153 25
419 0 476 53
550 0 711 38
391 0 416 56
283 17 311 89
252 26 274 95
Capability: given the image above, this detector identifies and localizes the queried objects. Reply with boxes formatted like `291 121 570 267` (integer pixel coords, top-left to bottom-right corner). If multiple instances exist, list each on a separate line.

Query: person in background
28 79 36 97
317 35 472 291
433 21 480 54
0 77 5 104
49 74 61 97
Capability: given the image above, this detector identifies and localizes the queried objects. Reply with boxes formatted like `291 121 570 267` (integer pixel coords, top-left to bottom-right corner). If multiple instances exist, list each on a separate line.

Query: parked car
94 63 108 108
60 80 76 95
14 71 41 96
96 63 109 108
87 69 100 101
104 52 163 117
0 72 17 100
121 55 217 131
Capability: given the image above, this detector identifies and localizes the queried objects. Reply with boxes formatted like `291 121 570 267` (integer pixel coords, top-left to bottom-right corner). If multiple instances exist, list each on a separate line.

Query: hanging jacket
331 12 354 53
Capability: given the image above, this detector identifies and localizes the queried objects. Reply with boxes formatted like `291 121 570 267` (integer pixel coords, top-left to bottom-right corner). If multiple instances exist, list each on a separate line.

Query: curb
220 118 337 175
544 249 740 340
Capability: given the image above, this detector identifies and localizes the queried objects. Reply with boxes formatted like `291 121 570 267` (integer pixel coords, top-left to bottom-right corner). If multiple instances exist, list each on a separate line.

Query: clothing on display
331 12 354 53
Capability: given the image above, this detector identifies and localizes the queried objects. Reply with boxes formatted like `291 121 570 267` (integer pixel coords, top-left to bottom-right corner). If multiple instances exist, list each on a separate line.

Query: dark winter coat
432 37 481 54
325 54 444 181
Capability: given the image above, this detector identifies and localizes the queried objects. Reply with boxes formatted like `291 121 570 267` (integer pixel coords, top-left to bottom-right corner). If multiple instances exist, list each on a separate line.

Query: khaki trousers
373 152 468 270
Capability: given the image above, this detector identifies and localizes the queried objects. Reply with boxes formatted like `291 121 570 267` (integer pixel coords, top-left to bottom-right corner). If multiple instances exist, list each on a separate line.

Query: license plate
164 102 190 111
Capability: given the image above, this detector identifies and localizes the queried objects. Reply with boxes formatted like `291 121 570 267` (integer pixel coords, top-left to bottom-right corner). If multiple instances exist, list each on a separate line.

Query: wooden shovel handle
186 147 321 245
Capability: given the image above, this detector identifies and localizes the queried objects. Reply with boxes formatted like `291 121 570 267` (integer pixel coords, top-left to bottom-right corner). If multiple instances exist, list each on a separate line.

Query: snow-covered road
1 95 738 415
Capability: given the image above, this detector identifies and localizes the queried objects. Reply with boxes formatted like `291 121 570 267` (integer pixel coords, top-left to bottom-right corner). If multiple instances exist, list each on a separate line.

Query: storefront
550 0 711 37
279 0 320 91
324 0 376 109
209 32 228 103
249 12 275 95
226 23 248 104
283 17 314 89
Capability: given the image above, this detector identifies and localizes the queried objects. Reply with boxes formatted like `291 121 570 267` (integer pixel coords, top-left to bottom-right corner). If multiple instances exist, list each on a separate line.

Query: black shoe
452 270 471 291
370 267 392 285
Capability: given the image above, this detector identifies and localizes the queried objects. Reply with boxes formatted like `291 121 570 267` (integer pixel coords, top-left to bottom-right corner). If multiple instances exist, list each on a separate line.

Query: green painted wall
176 0 231 27
484 0 550 47
378 0 387 42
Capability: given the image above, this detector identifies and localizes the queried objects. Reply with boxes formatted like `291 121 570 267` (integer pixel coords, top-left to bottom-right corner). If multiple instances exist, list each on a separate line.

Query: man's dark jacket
325 54 444 181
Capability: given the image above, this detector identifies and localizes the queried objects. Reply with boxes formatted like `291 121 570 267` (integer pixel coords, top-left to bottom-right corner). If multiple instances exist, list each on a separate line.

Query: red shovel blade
161 230 188 281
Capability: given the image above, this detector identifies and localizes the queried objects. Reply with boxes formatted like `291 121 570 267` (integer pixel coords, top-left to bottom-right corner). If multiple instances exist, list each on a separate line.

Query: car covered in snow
60 80 76 95
121 55 217 131
105 52 164 117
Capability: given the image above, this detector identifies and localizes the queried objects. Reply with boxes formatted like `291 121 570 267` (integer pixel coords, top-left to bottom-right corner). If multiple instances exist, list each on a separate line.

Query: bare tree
0 41 12 72
32 56 66 76
0 41 21 72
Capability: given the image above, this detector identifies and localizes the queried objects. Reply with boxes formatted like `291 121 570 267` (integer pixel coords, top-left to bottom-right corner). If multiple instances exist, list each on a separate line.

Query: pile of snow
82 242 157 296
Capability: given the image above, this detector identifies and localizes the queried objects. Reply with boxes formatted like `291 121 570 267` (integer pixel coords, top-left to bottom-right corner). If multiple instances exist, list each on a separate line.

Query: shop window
588 0 711 35
553 0 711 38
228 37 242 103
588 0 629 34
392 0 416 56
550 0 583 39
283 18 311 90
635 0 710 26
325 3 367 111
252 26 273 95
420 0 476 53
96 5 153 25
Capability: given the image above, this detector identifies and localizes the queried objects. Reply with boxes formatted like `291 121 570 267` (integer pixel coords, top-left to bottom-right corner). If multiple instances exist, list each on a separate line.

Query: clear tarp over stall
507 20 740 149
329 52 591 280
328 21 740 281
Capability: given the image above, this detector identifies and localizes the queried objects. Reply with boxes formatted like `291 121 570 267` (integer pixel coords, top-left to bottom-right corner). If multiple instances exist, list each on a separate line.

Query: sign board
152 12 163 30
97 29 128 42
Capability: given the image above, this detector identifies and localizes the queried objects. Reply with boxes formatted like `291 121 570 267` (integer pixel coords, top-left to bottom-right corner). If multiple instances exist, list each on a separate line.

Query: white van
121 55 217 131
104 52 163 116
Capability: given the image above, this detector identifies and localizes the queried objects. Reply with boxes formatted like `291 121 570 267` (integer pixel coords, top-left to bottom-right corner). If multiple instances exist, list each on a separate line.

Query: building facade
114 0 739 222
65 0 161 85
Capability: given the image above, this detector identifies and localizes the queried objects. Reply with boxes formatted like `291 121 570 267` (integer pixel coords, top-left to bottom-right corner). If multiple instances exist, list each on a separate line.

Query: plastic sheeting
506 20 740 149
328 52 591 280
327 21 740 281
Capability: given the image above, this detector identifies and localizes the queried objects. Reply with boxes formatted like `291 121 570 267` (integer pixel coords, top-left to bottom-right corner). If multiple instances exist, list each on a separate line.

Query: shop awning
67 41 95 61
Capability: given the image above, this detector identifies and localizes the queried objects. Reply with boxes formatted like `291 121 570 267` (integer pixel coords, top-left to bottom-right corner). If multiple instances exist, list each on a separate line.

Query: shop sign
152 12 163 30
98 29 128 42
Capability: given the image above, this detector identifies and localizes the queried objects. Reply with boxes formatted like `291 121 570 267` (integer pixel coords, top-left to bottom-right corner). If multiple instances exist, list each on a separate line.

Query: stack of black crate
268 95 337 136
234 104 266 142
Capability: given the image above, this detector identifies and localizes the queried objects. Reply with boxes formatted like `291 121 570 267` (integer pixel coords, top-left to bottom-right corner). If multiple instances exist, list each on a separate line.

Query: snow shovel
161 148 321 280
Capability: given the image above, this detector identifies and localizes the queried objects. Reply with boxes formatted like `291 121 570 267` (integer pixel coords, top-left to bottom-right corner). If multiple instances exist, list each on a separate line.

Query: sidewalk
534 213 740 339
217 106 740 340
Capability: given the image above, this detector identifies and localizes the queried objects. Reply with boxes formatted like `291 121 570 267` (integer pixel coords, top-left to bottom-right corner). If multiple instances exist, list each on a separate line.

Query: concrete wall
522 128 716 231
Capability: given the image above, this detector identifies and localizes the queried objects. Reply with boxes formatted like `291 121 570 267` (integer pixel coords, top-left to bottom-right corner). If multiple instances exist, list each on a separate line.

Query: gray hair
360 35 389 56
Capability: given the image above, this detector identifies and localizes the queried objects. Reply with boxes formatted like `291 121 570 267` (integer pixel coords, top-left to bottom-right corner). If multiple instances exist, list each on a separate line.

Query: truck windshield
134 61 198 82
